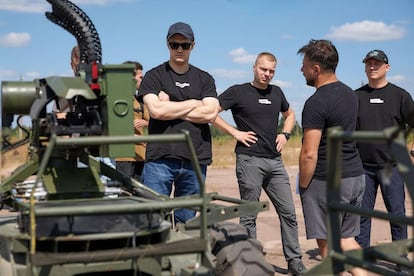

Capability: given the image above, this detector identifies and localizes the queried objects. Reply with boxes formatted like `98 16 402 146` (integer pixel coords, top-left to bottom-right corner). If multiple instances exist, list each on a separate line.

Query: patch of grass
281 136 301 167
211 136 236 168
211 135 301 168
1 142 29 180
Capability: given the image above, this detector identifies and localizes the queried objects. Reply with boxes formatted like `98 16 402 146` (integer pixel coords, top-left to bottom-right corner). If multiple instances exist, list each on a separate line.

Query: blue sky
1 0 413 126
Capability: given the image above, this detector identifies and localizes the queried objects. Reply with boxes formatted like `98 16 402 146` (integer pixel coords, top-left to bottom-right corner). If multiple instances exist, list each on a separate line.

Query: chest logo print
175 81 190 88
258 98 271 104
369 98 384 104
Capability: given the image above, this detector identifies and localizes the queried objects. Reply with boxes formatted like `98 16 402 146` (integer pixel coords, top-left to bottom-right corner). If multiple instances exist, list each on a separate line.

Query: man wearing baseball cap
355 50 414 270
167 22 194 41
138 22 219 225
362 49 388 64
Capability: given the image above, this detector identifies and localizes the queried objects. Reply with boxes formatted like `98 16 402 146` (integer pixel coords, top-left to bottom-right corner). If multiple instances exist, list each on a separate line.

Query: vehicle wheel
210 221 274 276
0 238 13 275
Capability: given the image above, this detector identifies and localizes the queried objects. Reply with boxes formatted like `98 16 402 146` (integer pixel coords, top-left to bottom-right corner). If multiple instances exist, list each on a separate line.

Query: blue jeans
141 158 206 224
356 165 407 248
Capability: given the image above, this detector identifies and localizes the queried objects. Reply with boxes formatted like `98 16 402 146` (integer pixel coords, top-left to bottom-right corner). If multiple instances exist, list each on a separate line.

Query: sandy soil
206 166 413 275
0 161 411 275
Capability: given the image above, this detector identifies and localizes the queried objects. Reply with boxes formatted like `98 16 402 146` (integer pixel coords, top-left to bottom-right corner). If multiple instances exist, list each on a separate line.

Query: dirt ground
0 160 411 275
206 166 413 275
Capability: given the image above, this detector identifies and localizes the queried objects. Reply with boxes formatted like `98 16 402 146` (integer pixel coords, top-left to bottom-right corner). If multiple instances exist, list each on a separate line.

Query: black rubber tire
210 221 274 276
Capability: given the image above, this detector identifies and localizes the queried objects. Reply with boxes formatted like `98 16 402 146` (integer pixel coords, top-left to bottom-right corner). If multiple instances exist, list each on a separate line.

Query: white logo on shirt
175 81 190 88
258 98 271 104
370 98 384 104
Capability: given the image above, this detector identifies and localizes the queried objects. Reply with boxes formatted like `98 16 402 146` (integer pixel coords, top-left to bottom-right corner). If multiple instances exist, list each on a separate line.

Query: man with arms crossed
139 22 219 224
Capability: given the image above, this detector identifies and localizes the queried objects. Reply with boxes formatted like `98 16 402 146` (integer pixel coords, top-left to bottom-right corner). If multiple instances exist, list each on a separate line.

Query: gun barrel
1 81 37 115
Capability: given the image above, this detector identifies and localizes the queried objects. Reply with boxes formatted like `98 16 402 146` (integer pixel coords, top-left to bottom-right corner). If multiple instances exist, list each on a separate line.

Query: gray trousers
236 154 302 261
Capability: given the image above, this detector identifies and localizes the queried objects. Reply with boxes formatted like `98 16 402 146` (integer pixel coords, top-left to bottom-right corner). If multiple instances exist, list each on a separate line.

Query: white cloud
0 71 42 82
0 0 48 13
326 20 406 41
271 79 292 88
210 68 249 80
280 34 295 40
388 74 414 91
73 0 135 5
0 69 17 80
24 71 41 80
388 74 406 83
229 48 256 64
0 32 31 47
229 48 248 56
0 0 136 13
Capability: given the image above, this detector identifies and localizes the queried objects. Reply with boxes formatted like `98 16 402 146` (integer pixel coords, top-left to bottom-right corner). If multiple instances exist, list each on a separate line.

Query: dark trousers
356 166 407 248
116 161 144 182
236 154 302 262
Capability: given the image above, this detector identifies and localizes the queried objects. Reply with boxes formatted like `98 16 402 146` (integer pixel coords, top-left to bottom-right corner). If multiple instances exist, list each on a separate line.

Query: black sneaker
288 258 307 275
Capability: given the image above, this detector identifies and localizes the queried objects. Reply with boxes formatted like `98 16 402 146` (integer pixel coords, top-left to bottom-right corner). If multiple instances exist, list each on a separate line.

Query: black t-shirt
356 82 414 168
302 81 363 180
219 83 289 158
139 62 217 165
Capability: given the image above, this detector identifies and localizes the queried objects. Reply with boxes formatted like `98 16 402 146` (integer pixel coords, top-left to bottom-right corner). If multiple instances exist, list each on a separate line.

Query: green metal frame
305 126 414 275
0 131 269 275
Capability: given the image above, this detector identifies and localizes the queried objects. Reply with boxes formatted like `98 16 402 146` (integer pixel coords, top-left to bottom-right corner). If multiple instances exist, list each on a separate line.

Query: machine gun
0 1 272 275
0 0 137 205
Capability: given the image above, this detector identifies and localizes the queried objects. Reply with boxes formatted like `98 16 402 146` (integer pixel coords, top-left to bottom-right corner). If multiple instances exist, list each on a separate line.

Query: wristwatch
410 150 414 157
281 132 291 141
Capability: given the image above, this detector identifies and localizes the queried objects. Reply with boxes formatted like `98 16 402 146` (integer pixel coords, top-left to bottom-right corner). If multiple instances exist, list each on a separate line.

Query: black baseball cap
167 22 194 41
362 50 388 64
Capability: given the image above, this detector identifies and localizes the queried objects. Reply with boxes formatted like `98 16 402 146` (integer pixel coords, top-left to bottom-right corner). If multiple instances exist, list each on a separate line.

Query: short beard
306 77 315 87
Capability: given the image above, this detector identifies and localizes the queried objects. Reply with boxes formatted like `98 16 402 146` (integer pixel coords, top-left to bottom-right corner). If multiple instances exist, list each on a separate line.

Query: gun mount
0 1 273 275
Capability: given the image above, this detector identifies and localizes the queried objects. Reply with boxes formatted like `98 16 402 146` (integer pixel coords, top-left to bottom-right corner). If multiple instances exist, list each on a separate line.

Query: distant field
211 135 301 168
211 132 414 168
2 132 412 176
0 135 301 179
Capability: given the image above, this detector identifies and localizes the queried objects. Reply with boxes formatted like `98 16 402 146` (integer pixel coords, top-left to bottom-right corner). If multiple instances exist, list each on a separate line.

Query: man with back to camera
138 22 219 224
298 39 367 276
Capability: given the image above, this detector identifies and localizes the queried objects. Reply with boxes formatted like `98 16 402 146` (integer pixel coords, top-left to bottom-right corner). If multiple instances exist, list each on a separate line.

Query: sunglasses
168 42 192 50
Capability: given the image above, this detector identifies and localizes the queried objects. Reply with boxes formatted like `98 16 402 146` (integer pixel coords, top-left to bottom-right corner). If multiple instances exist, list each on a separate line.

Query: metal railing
306 126 414 275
